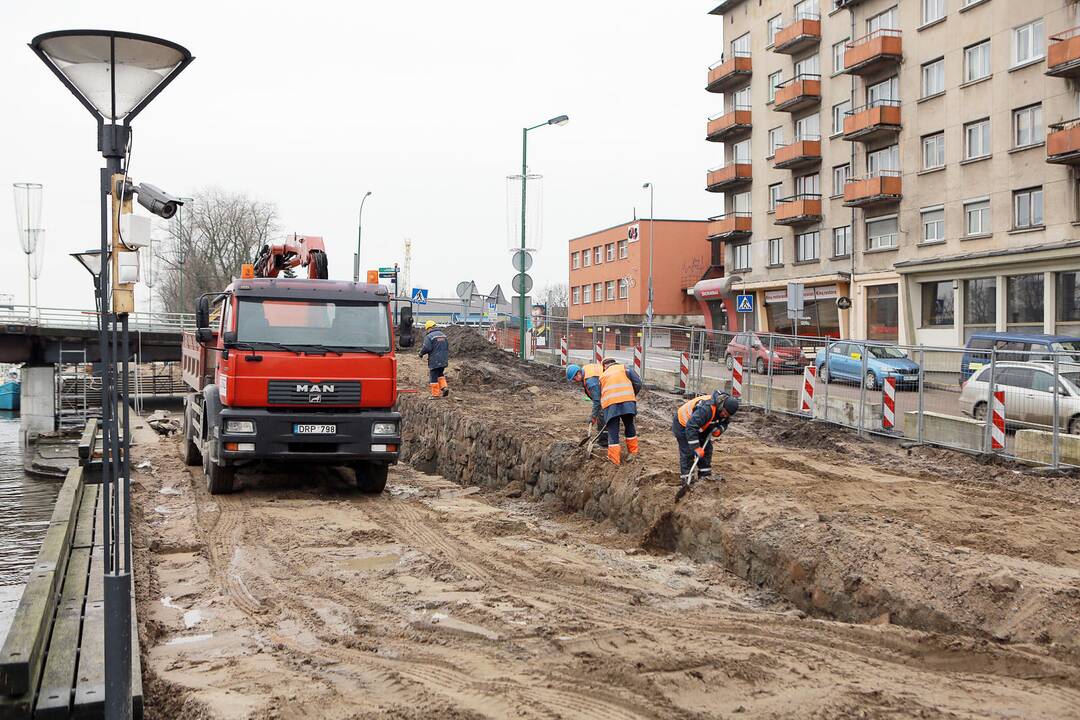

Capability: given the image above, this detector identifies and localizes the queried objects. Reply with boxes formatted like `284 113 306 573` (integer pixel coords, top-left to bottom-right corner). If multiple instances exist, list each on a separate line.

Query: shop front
691 277 737 332
763 283 845 338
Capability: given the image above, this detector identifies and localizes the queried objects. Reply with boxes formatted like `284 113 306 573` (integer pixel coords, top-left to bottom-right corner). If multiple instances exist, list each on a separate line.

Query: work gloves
694 447 705 459
712 428 723 438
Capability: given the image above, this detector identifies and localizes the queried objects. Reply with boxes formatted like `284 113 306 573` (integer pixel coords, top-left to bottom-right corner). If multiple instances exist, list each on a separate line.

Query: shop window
1006 273 1044 331
963 277 996 340
1057 271 1080 334
921 280 954 327
866 284 899 341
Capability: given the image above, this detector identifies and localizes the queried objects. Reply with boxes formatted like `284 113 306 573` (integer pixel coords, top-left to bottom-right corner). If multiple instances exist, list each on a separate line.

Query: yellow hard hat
425 320 436 330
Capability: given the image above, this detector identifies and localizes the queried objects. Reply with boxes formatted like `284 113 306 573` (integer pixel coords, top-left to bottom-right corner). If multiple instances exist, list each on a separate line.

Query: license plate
294 424 336 435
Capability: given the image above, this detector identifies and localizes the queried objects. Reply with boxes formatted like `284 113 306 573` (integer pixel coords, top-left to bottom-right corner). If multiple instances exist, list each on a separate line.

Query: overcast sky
2 2 720 311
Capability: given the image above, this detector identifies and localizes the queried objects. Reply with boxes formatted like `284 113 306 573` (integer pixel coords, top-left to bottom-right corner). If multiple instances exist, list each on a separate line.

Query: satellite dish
511 273 533 295
511 249 533 272
455 281 474 300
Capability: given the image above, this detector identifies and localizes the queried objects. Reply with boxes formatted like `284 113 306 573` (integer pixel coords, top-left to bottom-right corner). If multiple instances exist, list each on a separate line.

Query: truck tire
204 452 236 494
181 401 202 466
352 461 388 494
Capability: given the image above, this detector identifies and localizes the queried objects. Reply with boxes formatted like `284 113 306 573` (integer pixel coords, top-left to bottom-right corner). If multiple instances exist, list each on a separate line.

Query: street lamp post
176 196 194 317
519 115 568 359
31 30 192 720
642 182 655 352
353 190 373 282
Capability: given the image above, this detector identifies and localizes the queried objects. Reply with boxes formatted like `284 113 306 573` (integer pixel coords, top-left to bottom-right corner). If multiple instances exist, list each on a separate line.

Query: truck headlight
372 422 397 437
225 420 256 434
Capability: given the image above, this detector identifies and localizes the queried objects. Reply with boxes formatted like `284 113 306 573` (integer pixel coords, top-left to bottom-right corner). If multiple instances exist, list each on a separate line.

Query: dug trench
401 328 1080 659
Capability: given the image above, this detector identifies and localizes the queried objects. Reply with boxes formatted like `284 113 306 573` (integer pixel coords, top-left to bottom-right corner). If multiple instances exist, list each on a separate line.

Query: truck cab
182 277 401 494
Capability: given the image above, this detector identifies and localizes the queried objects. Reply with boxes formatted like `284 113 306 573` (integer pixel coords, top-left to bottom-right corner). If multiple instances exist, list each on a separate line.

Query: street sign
378 266 394 273
836 296 852 310
786 282 805 313
736 294 754 313
411 288 428 304
511 273 533 295
511 249 533 272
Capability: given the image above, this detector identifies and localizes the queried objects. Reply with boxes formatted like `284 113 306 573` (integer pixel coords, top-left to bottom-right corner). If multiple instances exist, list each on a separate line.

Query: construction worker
565 362 607 447
673 390 740 482
419 321 449 398
599 358 643 465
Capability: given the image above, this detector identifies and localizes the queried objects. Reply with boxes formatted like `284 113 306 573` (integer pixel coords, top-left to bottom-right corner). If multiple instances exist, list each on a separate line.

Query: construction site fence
491 315 1080 471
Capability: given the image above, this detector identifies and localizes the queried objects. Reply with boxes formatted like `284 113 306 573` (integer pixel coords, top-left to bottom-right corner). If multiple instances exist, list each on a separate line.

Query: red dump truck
180 237 405 494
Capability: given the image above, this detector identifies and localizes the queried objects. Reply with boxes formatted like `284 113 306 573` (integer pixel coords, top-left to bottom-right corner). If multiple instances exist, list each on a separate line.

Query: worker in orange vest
565 362 607 447
673 390 740 482
599 359 643 465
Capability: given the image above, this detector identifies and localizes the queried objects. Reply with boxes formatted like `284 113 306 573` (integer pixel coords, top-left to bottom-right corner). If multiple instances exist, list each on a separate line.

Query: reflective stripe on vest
677 395 716 427
600 364 635 409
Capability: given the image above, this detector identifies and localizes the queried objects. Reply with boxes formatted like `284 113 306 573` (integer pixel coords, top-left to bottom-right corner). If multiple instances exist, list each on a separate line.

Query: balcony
774 194 823 226
774 74 821 112
842 100 901 142
1047 118 1080 164
773 136 821 170
843 30 902 76
1048 27 1080 78
707 212 752 240
706 108 752 142
843 171 902 208
706 163 752 192
706 53 752 93
773 15 821 55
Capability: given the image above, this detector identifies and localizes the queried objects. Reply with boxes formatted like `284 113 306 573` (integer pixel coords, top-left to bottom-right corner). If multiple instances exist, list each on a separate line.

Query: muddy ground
132 328 1080 718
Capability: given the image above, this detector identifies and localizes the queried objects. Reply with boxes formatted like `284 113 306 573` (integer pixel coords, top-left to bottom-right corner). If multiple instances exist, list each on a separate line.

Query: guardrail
0 305 195 333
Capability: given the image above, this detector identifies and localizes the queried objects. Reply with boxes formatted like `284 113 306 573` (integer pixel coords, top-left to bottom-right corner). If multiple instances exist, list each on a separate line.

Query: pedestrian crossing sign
411 288 428 304
736 294 754 313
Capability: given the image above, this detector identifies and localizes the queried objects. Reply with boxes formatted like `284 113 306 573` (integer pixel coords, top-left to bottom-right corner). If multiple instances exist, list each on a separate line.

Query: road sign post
411 288 428 305
736 293 754 331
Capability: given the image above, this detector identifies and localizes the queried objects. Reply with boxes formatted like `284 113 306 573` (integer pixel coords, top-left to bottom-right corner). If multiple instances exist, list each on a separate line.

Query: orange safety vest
677 395 716 427
580 363 603 396
600 364 636 409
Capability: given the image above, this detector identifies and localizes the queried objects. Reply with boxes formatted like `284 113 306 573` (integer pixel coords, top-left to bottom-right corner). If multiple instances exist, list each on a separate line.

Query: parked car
723 332 810 375
958 361 1080 436
816 342 921 391
960 332 1080 383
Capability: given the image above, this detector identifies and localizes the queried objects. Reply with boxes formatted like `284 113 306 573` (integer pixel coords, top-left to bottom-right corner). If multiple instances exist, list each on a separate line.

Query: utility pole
354 191 372 282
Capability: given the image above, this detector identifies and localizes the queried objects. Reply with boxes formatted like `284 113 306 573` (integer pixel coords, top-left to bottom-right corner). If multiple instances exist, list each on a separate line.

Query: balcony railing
775 194 823 226
773 15 821 54
843 170 902 207
774 73 821 112
706 52 752 93
707 212 753 240
844 29 902 75
773 135 822 169
706 107 752 142
1047 118 1080 164
1048 27 1080 78
706 163 752 192
842 99 902 142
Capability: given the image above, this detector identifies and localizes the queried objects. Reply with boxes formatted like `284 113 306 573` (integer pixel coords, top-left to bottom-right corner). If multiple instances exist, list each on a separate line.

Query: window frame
832 225 852 258
922 131 945 170
571 251 580 269
583 248 591 267
618 277 629 299
767 14 783 46
594 247 602 265
920 205 945 244
1012 18 1045 68
768 237 783 266
605 243 615 262
733 242 752 271
572 286 580 305
768 70 783 103
964 39 991 82
618 239 628 259
832 163 851 197
1013 186 1044 229
832 99 851 135
795 231 820 262
605 280 616 301
1012 103 1043 149
768 126 785 156
921 57 945 97
583 284 591 303
832 39 848 74
866 214 899 250
964 197 991 237
922 0 945 25
964 118 991 160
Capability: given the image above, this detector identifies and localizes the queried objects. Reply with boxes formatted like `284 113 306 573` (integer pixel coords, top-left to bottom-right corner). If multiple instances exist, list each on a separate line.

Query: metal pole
519 127 528 360
917 346 925 444
354 191 371 282
822 340 831 422
647 184 655 353
1053 351 1061 469
983 348 997 453
766 334 774 414
857 342 868 435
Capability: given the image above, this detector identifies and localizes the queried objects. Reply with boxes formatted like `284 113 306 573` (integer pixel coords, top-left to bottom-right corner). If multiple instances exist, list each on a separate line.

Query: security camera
135 183 184 219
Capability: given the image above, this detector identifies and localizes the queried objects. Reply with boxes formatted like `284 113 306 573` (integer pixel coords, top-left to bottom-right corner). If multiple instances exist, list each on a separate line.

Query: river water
0 412 61 645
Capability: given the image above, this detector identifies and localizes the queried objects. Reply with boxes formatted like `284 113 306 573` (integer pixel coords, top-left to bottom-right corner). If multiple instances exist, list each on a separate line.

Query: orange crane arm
252 236 329 279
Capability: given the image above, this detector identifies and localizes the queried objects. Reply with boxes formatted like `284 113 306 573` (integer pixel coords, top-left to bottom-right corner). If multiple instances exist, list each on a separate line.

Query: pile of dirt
441 324 510 363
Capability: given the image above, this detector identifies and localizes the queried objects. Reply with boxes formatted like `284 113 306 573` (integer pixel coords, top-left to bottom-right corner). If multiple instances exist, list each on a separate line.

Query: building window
768 71 783 103
867 6 898 34
964 118 990 160
606 280 616 301
767 14 783 46
1056 271 1080 334
832 225 852 257
731 32 750 57
922 0 945 25
964 40 991 82
733 139 751 163
732 86 751 111
768 126 785 156
618 278 629 299
793 0 817 20
964 277 996 339
795 173 820 196
769 237 783 266
794 53 819 78
768 183 783 211
572 286 580 305
921 58 944 97
833 39 848 73
1012 19 1045 67
922 132 945 169
866 215 898 250
572 251 580 269
1006 274 1044 330
866 76 899 107
796 231 819 262
593 282 603 303
867 144 899 176
832 164 850 197
866 283 899 342
921 280 954 327
1013 103 1043 148
921 206 945 243
1013 186 1044 229
606 243 615 262
583 284 591 303
795 113 819 141
594 247 602 264
733 191 751 214
733 243 751 271
832 100 851 135
618 240 628 259
964 197 991 236
583 249 591 267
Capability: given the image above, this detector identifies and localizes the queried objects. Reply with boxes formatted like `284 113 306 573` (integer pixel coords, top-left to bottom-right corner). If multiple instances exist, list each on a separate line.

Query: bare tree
539 282 569 318
155 188 279 313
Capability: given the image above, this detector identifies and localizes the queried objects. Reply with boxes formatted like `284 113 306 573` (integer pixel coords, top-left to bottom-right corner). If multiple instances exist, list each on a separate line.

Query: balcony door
867 144 899 176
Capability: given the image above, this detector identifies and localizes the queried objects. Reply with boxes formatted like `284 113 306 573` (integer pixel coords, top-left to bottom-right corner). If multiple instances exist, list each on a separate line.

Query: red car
724 332 809 375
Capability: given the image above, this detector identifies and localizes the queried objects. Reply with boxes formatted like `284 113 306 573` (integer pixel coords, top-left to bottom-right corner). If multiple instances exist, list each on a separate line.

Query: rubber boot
438 376 449 397
428 383 441 399
625 436 639 455
606 445 621 465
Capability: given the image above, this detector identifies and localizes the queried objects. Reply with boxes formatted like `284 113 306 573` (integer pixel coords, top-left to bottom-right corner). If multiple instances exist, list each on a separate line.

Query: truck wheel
181 403 202 466
353 462 388 494
205 459 235 495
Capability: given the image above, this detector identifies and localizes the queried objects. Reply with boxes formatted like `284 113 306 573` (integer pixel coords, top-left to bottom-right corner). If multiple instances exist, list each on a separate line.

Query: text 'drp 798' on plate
294 424 336 435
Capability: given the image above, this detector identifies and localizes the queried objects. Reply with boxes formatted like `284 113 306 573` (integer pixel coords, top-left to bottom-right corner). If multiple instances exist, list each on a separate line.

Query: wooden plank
72 602 105 718
60 549 91 607
86 548 104 605
33 609 82 719
72 484 99 549
78 418 99 461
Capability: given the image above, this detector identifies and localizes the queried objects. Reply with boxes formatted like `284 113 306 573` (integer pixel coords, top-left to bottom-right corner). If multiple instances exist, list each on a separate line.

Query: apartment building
706 0 1080 344
567 219 713 324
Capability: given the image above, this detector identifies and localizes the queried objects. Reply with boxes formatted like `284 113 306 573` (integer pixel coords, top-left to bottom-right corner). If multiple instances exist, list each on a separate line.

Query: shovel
675 435 712 501
583 424 606 453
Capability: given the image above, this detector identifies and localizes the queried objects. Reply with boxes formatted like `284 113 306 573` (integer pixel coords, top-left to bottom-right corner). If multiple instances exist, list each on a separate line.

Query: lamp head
548 115 569 126
71 248 107 278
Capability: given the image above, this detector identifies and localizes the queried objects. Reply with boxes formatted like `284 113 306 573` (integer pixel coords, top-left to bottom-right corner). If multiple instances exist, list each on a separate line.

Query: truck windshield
236 298 390 352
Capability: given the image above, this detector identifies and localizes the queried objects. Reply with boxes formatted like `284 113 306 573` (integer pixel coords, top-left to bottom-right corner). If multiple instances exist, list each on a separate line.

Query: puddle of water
160 596 204 628
416 610 501 641
342 553 400 571
165 633 214 646
154 505 171 515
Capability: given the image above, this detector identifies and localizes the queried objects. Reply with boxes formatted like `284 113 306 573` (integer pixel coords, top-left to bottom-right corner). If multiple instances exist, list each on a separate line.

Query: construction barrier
800 366 815 413
679 352 690 393
991 389 1006 450
882 376 897 430
594 341 603 365
559 337 568 367
487 326 497 344
731 356 743 398
633 344 643 375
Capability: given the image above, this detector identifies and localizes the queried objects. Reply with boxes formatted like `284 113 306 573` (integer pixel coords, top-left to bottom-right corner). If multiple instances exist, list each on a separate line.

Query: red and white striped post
594 341 603 365
559 337 568 367
800 365 815 414
633 344 643 375
731 356 743 398
882 376 897 430
991 389 1006 450
679 352 690 393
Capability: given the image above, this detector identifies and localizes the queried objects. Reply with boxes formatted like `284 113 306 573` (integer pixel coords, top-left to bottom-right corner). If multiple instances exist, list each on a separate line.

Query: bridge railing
0 305 195 333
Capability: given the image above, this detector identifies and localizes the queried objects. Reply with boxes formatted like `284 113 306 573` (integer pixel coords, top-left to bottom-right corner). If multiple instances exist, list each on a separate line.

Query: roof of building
708 0 745 15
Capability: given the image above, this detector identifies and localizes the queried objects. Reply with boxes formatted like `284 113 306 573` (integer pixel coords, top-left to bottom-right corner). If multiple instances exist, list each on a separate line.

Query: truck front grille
267 380 361 406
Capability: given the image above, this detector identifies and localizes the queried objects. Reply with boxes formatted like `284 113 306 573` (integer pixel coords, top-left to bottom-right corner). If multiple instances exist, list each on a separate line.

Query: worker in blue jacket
419 321 449 398
673 390 740 481
565 362 607 447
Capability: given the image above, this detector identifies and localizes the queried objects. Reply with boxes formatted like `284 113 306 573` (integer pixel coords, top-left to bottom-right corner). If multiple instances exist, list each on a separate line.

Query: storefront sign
765 285 838 303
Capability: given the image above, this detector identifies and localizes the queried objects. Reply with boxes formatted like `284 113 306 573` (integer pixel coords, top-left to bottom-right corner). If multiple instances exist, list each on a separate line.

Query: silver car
958 362 1080 436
